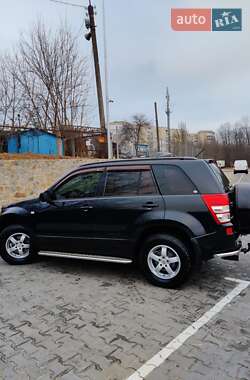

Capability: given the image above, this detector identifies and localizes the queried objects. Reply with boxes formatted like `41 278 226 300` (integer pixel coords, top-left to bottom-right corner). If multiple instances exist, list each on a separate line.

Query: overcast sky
1 0 249 131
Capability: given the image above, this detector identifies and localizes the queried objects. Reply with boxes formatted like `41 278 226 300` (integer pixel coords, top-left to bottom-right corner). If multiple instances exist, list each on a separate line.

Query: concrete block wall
0 159 102 208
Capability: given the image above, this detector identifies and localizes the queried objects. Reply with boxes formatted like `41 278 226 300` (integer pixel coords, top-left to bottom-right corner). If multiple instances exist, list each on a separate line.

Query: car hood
2 198 40 212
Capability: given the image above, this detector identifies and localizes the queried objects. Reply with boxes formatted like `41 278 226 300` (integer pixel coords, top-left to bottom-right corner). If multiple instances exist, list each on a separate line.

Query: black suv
0 158 249 287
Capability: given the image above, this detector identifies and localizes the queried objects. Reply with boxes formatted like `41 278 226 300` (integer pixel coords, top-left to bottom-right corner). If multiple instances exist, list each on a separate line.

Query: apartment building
197 130 216 145
110 121 216 157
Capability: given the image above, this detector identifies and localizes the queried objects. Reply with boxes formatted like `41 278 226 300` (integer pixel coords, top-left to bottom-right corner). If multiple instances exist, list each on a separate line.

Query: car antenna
195 148 205 158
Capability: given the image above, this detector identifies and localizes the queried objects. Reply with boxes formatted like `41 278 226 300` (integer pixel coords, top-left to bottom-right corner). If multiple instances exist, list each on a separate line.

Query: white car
234 160 248 174
216 160 225 169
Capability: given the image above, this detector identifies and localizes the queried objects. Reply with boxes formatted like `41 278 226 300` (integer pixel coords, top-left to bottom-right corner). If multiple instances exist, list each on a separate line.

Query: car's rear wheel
139 234 192 288
0 225 36 265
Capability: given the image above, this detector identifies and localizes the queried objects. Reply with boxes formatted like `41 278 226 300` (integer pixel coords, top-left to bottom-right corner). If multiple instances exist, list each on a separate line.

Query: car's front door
35 168 105 253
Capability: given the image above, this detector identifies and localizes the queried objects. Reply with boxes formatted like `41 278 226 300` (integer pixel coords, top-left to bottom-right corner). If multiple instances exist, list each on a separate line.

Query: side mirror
39 190 54 203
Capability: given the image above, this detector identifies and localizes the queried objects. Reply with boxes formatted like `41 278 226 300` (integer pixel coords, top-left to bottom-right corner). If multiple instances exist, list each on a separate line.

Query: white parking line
126 277 250 380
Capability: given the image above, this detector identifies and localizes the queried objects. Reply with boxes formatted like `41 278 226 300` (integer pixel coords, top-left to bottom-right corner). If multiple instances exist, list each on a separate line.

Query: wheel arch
133 221 201 267
0 213 33 235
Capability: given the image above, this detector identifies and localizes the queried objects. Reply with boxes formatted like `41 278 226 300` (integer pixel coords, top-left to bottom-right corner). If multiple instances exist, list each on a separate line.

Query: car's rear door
84 165 165 258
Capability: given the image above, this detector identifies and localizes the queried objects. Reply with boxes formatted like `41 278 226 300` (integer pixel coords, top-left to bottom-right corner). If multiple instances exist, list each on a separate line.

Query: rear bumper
191 230 239 262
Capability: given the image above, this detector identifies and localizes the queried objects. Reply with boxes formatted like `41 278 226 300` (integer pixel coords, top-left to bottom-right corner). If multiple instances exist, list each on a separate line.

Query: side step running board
38 251 132 264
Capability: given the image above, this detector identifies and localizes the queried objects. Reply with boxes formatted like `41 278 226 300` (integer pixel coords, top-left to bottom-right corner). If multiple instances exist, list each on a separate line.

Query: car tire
0 225 37 265
139 234 192 288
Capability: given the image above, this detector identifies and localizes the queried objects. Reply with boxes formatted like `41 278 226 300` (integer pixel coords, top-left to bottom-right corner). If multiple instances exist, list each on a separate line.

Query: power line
76 20 85 38
49 0 85 9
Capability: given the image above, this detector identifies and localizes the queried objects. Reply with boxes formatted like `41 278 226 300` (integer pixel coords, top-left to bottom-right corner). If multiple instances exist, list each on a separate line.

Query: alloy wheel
147 244 181 280
5 233 31 259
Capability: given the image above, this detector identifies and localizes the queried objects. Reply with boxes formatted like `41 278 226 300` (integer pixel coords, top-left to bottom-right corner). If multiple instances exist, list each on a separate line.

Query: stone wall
0 159 103 208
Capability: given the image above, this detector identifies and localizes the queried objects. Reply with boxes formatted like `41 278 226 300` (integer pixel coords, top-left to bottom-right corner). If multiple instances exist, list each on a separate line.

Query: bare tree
171 122 193 156
120 114 150 157
177 121 188 143
0 21 90 131
0 54 24 127
216 118 250 165
240 117 250 145
0 59 11 126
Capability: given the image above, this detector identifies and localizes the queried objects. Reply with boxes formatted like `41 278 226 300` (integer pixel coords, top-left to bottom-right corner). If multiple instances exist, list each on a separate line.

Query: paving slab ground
0 252 250 380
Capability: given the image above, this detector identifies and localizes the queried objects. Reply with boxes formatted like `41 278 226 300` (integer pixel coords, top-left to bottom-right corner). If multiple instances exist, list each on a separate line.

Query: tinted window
153 165 195 195
54 172 102 200
104 170 157 196
140 171 158 195
210 163 230 191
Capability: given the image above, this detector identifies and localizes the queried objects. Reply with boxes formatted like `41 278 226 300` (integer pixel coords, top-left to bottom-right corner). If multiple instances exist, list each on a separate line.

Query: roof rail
78 156 197 168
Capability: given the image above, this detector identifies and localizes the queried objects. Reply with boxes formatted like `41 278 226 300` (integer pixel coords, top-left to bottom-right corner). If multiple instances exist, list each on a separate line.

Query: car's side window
139 170 158 195
153 165 195 195
54 171 103 200
105 171 140 196
104 169 158 197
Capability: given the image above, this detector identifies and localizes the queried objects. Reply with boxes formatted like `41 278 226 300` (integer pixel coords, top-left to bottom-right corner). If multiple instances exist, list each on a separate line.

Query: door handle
142 202 159 209
80 205 94 212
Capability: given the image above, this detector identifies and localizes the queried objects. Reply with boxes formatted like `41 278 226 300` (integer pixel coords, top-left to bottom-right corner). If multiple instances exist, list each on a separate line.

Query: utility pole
116 125 120 159
154 102 160 152
166 87 171 153
102 0 113 159
85 1 106 134
50 0 109 157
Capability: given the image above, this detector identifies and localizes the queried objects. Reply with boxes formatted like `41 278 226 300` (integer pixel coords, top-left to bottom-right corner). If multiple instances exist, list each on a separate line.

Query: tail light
202 194 231 225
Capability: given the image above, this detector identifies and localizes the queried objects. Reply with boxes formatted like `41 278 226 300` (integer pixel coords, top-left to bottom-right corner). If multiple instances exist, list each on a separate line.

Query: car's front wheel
139 234 192 288
0 225 36 265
